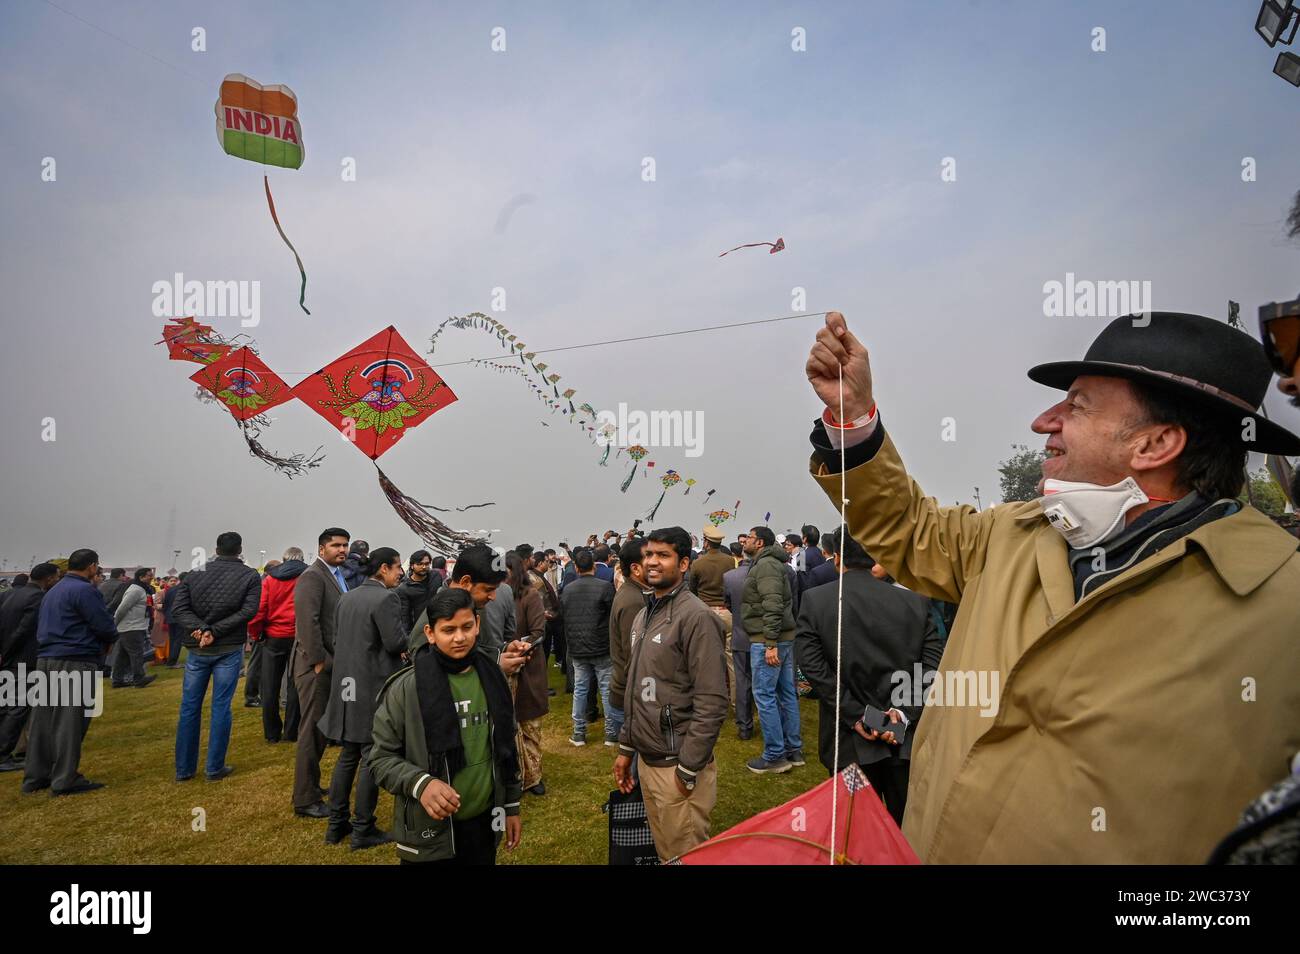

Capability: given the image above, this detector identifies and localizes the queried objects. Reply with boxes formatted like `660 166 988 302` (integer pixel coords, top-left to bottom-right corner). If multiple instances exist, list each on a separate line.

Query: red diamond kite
190 346 292 422
291 326 457 461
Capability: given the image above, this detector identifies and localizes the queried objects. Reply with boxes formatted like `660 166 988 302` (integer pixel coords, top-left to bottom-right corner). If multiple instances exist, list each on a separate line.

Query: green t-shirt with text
447 668 493 820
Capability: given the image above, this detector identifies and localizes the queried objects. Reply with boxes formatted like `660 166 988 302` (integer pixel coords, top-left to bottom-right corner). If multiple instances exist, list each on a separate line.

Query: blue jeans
175 649 242 779
606 702 625 743
750 642 802 763
571 655 612 738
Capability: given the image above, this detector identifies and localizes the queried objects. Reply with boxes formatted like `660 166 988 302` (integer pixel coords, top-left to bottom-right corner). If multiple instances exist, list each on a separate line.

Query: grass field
0 657 823 864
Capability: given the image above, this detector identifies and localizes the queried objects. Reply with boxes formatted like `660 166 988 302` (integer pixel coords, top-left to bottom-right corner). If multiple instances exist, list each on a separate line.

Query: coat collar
1019 502 1296 609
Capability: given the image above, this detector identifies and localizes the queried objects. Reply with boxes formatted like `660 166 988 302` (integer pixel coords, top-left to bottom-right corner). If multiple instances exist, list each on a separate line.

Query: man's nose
1278 376 1298 397
1030 402 1065 435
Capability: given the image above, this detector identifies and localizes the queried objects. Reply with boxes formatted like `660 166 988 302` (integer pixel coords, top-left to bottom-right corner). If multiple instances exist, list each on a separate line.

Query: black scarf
414 644 518 782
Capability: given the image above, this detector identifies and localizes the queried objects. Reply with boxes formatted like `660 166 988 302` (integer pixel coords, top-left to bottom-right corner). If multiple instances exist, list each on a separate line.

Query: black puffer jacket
559 574 614 658
172 556 262 655
396 574 441 634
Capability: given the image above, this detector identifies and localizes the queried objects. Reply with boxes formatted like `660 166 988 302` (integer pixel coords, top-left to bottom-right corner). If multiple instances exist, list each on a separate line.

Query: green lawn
0 658 823 864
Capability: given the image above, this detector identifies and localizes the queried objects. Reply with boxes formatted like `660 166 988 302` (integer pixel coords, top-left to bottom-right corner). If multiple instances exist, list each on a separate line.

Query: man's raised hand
806 311 874 422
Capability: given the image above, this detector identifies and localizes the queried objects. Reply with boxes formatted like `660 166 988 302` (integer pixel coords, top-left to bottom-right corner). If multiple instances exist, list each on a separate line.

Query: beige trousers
639 760 718 861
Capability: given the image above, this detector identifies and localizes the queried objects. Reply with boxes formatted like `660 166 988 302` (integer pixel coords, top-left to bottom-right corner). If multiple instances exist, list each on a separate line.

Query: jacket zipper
444 753 456 856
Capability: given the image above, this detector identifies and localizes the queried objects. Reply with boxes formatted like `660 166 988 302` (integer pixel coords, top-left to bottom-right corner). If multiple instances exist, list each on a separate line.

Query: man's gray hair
282 547 305 562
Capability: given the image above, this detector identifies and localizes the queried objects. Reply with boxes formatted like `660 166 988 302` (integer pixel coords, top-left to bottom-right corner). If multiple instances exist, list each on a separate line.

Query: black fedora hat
1026 312 1300 456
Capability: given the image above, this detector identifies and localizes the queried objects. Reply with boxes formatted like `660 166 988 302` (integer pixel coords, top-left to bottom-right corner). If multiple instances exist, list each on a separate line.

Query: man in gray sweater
110 568 156 689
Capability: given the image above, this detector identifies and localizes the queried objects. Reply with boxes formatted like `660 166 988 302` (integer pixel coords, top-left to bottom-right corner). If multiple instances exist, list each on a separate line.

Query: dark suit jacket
794 569 944 773
294 559 345 677
318 579 406 744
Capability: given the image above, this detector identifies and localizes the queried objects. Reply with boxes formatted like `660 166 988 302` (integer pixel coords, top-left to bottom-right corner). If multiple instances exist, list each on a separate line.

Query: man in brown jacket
805 310 1300 863
291 527 350 818
688 524 738 706
613 527 727 861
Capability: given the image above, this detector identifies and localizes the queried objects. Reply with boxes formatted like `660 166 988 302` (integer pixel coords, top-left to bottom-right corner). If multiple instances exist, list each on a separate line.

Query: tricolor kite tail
263 176 310 315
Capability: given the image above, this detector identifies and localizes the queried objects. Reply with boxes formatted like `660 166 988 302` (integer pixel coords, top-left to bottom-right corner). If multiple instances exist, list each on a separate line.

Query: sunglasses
1259 300 1300 375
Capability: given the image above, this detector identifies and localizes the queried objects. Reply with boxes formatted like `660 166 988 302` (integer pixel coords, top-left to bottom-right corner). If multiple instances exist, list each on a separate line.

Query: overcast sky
3 0 1299 571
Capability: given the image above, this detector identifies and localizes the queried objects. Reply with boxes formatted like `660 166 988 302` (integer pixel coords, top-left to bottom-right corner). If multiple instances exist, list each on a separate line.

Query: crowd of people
3 306 1300 865
0 518 945 864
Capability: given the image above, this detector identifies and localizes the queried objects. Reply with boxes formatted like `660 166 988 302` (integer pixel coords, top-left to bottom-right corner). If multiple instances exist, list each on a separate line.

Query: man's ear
424 625 436 645
1129 421 1187 475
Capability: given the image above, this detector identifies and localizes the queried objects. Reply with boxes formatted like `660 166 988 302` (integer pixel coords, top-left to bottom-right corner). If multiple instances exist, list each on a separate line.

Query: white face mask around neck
1035 477 1151 549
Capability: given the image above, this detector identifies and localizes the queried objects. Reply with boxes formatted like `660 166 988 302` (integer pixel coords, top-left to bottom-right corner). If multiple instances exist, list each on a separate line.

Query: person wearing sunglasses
1260 300 1300 405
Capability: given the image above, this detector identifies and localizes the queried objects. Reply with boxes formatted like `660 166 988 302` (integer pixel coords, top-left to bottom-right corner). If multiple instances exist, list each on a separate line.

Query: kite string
268 311 833 376
830 357 847 865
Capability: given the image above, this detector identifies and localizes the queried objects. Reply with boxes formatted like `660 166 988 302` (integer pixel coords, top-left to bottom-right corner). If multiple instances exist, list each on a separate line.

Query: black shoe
265 737 282 744
737 727 753 741
527 782 546 796
349 828 393 851
324 819 354 844
176 774 195 782
0 757 23 773
21 779 50 794
244 699 262 708
134 675 156 688
111 682 130 689
206 765 235 782
786 750 807 767
285 734 298 743
587 711 601 723
52 779 105 796
295 802 330 819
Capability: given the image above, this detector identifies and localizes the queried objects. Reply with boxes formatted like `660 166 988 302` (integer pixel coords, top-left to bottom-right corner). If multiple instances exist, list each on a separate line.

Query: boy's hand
419 779 461 820
505 815 521 851
613 754 636 794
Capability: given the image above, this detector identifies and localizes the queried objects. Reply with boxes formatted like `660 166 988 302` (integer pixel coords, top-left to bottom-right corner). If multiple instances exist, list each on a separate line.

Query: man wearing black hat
805 310 1300 864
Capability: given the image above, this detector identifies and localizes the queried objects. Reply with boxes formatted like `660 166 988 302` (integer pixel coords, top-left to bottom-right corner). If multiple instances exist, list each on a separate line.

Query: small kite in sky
718 237 784 257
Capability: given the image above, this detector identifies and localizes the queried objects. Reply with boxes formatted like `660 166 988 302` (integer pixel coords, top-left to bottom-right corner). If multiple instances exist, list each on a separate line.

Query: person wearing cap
805 310 1300 863
688 524 737 705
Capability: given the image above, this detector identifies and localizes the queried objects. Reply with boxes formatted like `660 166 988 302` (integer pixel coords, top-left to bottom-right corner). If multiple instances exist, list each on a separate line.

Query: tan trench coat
811 430 1300 863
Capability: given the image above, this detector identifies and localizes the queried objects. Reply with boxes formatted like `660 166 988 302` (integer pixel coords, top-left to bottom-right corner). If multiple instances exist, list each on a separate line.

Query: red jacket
248 561 307 639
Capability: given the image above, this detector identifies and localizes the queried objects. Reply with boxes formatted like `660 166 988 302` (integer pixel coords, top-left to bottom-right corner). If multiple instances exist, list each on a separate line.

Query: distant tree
997 444 1047 503
1239 467 1287 517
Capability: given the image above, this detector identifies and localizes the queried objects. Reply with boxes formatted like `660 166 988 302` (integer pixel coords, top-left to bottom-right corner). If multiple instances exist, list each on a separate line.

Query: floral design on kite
316 360 447 436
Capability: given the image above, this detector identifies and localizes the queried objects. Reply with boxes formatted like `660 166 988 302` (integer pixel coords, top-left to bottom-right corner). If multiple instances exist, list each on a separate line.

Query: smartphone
862 705 893 734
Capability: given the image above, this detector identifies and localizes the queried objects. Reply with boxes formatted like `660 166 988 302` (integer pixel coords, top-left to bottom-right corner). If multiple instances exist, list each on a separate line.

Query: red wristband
823 404 877 430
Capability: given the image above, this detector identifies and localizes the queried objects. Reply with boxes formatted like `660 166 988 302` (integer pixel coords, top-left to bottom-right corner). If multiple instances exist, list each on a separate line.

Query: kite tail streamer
620 467 636 493
242 431 325 479
264 175 310 315
374 464 485 554
599 444 611 467
647 490 666 521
